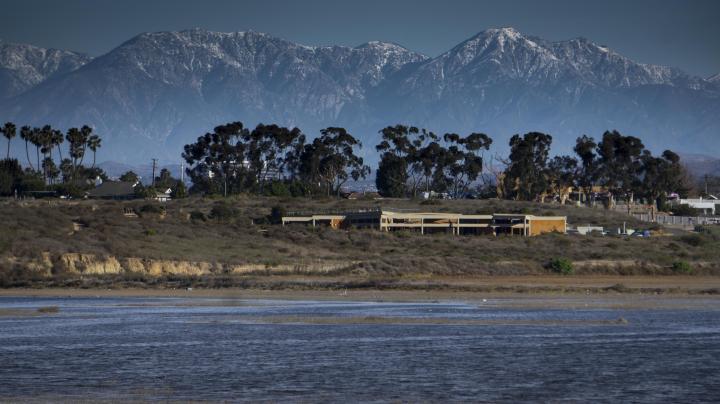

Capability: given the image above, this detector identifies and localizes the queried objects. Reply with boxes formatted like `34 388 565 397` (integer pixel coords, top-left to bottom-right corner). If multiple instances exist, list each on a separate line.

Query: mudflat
1 275 719 309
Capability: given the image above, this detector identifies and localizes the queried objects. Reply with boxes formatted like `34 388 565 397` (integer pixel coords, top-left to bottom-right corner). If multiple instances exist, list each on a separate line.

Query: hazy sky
2 0 719 77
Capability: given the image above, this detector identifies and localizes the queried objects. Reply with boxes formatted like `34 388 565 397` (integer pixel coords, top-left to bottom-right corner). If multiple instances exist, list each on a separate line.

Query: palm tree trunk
79 144 86 167
6 138 10 160
92 151 96 168
25 141 33 170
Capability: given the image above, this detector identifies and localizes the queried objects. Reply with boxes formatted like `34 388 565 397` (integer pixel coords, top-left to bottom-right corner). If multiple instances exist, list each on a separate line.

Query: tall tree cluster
0 122 105 196
375 125 491 198
502 130 691 208
182 122 369 197
2 117 693 208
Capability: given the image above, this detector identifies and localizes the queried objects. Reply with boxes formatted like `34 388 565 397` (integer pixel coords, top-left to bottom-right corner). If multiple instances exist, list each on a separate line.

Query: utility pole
151 158 157 187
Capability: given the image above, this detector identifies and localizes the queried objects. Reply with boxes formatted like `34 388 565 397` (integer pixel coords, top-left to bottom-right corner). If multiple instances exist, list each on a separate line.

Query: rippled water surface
1 296 720 402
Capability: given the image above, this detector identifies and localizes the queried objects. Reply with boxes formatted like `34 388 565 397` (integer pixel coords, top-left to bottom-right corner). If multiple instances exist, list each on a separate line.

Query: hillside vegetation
1 196 719 290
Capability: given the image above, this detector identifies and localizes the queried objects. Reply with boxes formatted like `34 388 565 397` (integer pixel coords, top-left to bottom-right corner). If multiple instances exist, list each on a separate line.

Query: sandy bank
1 275 720 309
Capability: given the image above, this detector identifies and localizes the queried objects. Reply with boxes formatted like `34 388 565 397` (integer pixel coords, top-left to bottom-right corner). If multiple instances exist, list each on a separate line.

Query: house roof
87 181 136 198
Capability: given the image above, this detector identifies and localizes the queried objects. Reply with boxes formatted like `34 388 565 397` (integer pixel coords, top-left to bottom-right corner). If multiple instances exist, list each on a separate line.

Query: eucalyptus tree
375 125 441 197
595 130 645 204
503 132 553 201
182 121 249 196
417 141 446 194
244 124 305 190
375 125 415 197
547 155 578 204
299 127 370 197
440 132 492 198
573 135 598 203
640 149 689 208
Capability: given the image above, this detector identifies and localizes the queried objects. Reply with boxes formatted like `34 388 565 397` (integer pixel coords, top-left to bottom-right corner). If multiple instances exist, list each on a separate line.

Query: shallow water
1 296 719 402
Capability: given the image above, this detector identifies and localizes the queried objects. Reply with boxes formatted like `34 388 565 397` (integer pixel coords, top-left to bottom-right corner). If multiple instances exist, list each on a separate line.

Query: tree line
181 121 691 208
2 119 692 208
0 122 106 196
182 122 370 197
498 131 691 208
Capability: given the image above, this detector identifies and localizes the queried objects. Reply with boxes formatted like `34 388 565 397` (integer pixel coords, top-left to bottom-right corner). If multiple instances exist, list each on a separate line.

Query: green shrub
144 228 157 236
189 210 206 222
172 182 188 199
210 202 239 221
548 257 573 275
139 204 164 214
134 184 156 199
265 181 290 197
671 261 692 274
671 204 699 216
269 205 287 224
287 180 313 197
695 225 720 241
680 233 705 247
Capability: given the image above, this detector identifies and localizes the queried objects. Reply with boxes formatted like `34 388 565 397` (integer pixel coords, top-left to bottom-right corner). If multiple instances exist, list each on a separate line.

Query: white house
153 188 172 202
671 195 719 215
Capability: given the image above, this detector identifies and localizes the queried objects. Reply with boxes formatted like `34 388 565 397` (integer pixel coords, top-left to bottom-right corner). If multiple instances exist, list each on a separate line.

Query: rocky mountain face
1 27 718 164
375 28 718 156
0 40 91 100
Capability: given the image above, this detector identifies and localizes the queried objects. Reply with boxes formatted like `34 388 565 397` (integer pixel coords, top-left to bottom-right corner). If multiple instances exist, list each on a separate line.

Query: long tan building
281 209 566 236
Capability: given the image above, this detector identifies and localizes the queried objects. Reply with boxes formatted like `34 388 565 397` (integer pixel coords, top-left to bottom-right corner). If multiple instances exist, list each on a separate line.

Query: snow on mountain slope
0 40 91 99
1 27 717 164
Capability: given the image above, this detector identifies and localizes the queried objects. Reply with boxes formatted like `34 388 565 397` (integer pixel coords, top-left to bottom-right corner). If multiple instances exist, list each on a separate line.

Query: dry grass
1 196 719 285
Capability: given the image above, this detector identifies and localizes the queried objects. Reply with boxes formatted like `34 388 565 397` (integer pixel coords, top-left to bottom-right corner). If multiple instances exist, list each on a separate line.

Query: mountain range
0 27 718 167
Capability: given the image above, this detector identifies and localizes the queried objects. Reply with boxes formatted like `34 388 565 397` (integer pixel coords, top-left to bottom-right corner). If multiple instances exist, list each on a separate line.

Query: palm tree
52 129 64 162
19 126 34 170
78 125 92 167
42 157 59 185
87 134 101 168
39 125 55 183
2 122 16 160
31 127 42 173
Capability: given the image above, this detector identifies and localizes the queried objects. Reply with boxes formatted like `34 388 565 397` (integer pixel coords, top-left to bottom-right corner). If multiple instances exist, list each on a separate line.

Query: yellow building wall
529 219 566 236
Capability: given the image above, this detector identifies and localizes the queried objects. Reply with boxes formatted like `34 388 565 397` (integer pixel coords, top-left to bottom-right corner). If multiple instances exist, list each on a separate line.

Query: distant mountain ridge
1 27 718 165
0 40 91 100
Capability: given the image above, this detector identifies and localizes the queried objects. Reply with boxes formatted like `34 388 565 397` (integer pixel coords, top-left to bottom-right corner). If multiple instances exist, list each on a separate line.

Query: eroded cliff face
0 253 354 276
3 253 716 278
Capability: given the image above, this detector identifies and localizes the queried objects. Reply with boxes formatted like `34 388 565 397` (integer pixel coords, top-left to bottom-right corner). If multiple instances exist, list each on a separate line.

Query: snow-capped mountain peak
0 40 91 99
1 27 718 164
